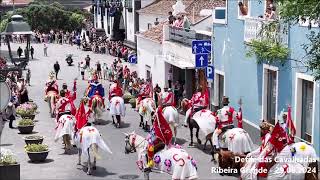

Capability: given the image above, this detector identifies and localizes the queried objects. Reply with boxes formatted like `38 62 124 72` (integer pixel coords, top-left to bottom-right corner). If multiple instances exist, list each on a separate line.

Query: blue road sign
195 53 208 68
206 65 214 81
128 55 137 64
192 40 212 54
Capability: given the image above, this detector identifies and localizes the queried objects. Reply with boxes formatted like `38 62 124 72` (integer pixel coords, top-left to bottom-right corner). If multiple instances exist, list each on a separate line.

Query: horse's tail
91 143 101 160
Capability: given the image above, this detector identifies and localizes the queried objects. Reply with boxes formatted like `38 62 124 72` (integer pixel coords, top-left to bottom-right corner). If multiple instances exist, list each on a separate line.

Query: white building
136 0 225 98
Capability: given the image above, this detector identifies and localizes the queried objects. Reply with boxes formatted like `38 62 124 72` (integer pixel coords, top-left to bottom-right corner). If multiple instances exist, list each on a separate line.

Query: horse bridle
125 134 144 153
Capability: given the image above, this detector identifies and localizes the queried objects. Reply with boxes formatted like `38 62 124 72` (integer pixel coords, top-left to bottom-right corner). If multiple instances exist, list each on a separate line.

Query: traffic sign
195 53 208 68
206 65 214 81
192 40 212 54
128 55 137 64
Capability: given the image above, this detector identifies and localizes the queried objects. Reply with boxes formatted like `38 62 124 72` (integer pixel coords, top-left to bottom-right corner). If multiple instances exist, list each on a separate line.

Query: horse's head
124 131 137 154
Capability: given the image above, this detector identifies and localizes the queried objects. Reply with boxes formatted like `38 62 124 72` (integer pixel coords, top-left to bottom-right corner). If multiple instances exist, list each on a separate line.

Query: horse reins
126 134 145 153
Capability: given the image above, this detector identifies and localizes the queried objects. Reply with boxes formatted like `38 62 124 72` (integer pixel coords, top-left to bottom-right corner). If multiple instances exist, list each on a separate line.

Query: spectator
80 61 86 80
43 43 48 56
85 55 91 68
26 69 31 86
5 101 16 129
173 16 183 28
154 84 161 107
53 61 60 79
102 63 108 80
173 81 180 107
238 2 248 16
96 61 102 79
17 78 29 104
30 46 34 59
17 47 23 58
168 11 176 24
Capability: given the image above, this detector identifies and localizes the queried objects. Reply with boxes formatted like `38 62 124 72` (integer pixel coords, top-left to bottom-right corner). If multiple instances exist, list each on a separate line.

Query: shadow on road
0 143 13 147
79 165 117 177
94 119 111 126
28 158 54 164
18 131 39 135
119 122 130 129
174 138 187 145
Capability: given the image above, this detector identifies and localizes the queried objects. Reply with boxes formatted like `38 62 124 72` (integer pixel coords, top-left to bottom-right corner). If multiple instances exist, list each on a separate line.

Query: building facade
212 0 320 155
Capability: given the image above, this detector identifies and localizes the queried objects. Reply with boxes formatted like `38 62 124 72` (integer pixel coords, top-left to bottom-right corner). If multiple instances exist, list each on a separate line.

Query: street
0 43 237 180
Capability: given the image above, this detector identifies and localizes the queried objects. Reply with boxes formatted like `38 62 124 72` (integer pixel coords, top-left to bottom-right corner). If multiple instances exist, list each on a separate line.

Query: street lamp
1 14 33 69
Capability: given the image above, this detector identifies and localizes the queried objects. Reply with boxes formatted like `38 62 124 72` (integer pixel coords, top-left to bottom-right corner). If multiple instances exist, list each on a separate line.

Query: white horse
124 132 198 180
109 96 126 128
138 98 156 131
74 126 112 175
54 114 76 153
88 96 104 124
162 106 179 144
241 142 318 180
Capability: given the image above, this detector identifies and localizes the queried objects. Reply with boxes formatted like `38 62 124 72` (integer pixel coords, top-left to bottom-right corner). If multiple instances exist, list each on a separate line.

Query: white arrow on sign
199 56 204 66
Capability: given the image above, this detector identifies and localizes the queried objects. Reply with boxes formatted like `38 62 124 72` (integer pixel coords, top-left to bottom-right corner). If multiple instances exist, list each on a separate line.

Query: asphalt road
0 43 236 180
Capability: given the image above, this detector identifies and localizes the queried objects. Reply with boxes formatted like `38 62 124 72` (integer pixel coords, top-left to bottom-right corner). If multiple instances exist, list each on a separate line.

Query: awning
163 56 195 69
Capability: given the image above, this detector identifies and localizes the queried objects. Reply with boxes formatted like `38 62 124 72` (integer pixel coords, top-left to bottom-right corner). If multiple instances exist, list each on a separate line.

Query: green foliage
246 39 290 64
303 31 320 80
277 0 320 80
0 1 88 32
18 119 34 126
25 144 48 152
0 149 17 165
123 92 133 100
0 18 9 32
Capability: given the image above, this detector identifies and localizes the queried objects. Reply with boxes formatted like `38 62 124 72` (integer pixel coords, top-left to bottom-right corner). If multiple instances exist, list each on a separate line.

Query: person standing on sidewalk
85 55 91 68
43 43 48 56
102 63 108 80
26 69 31 86
30 46 34 59
53 61 60 79
17 47 23 58
5 101 16 129
96 61 102 79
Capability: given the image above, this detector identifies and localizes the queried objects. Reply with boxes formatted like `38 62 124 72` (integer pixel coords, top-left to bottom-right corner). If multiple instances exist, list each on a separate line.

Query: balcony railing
244 17 288 46
168 26 211 46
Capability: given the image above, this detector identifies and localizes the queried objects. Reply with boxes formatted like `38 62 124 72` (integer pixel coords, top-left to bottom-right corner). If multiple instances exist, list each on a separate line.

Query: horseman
212 96 237 152
145 107 172 171
85 74 105 102
44 71 59 99
109 80 123 101
183 85 209 127
55 90 77 122
136 79 151 111
161 88 175 108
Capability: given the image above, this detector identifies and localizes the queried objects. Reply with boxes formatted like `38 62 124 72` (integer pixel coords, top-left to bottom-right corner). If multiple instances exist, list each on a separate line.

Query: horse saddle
57 111 71 120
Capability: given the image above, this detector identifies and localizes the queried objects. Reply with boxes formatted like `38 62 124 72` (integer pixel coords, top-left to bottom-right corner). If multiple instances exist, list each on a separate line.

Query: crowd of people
33 30 81 46
3 71 30 129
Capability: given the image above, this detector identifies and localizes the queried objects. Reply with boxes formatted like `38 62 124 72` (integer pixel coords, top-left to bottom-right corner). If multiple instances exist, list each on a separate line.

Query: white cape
109 96 126 116
54 115 76 142
192 109 216 136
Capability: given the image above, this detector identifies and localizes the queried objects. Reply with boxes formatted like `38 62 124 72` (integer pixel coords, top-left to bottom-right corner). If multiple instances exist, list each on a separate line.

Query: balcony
166 26 211 46
244 17 288 46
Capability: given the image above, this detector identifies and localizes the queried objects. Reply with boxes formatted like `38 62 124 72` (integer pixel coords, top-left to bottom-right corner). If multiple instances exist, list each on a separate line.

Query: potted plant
24 135 44 145
123 92 133 104
129 98 136 108
16 102 37 120
25 144 49 162
0 148 20 180
17 119 34 134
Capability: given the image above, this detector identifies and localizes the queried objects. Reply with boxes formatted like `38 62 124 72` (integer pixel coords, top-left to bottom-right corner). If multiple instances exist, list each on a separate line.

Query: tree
0 1 89 33
277 0 320 80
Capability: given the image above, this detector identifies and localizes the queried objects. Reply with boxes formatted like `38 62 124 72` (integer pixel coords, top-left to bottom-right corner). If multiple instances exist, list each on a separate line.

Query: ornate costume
146 107 172 169
161 89 175 107
85 80 105 98
88 90 105 109
109 82 123 100
45 72 59 96
136 82 151 110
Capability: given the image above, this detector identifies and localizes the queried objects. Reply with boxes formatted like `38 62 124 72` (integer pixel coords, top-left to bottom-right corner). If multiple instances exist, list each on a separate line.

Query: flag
237 107 243 128
286 106 296 144
268 122 288 152
75 101 87 130
153 107 173 145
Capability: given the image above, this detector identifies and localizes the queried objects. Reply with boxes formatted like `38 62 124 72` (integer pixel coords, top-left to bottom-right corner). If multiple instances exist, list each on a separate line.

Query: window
147 23 152 30
295 73 315 144
213 70 225 108
299 17 319 28
124 0 133 9
262 65 278 125
212 7 227 24
238 0 250 18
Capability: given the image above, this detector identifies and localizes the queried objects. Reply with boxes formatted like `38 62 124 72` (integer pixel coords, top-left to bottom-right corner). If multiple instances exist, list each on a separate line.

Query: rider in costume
161 88 175 108
44 71 59 99
55 90 77 122
212 96 237 152
183 86 209 126
136 79 151 110
145 107 172 171
85 74 105 98
109 80 123 100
